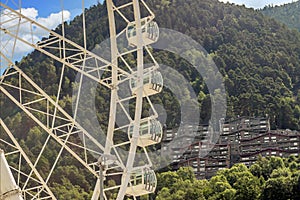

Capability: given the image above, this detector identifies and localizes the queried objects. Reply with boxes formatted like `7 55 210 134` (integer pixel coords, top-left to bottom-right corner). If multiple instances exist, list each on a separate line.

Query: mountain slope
11 0 300 129
149 0 300 129
261 0 300 31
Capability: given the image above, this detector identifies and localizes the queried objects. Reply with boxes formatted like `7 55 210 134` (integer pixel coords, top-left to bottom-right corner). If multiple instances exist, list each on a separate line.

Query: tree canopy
261 1 300 31
155 156 300 200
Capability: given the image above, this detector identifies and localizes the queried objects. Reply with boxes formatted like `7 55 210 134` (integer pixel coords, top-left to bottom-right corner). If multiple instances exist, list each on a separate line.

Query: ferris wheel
0 0 162 199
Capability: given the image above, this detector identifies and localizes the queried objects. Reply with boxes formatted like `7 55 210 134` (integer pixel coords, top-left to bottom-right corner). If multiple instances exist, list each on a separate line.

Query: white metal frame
1 0 161 199
0 119 54 199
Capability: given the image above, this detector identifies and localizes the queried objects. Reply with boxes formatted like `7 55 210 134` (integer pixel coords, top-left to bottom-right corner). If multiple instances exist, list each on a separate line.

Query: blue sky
5 0 101 18
219 0 298 8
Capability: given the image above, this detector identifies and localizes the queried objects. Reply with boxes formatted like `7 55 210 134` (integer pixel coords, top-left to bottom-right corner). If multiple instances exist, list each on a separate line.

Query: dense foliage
147 0 300 130
261 0 300 31
3 0 300 129
155 156 300 200
1 0 300 198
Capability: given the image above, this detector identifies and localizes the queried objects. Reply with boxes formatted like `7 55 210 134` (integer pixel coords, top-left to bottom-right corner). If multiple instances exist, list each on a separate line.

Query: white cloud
19 7 39 20
218 0 297 8
1 8 70 69
37 10 71 31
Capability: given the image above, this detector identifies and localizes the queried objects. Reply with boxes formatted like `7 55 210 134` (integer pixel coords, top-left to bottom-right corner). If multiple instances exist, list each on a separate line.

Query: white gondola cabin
126 18 159 46
130 69 163 97
125 168 157 197
128 117 162 147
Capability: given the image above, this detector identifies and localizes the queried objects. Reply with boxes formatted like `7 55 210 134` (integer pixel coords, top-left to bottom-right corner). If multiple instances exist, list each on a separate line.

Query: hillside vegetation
3 0 300 130
4 0 300 129
156 156 300 200
261 0 300 31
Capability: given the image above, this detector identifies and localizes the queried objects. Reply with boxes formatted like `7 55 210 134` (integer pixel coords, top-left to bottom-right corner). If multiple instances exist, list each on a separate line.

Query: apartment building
162 117 300 179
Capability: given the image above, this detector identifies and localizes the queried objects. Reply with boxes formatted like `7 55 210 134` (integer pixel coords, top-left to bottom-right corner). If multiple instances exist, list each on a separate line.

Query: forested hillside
1 0 300 198
3 0 300 130
261 0 300 31
147 0 300 130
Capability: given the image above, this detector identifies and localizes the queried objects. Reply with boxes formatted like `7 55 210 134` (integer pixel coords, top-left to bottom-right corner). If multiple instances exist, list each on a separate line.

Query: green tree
205 175 236 200
51 177 90 200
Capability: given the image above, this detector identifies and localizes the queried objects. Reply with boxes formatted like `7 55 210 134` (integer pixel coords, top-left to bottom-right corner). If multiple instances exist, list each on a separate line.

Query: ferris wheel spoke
0 119 56 199
0 2 132 89
1 0 162 199
0 56 120 179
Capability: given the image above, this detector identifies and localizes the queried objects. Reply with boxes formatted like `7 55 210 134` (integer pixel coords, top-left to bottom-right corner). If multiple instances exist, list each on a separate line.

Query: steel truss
0 0 161 199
